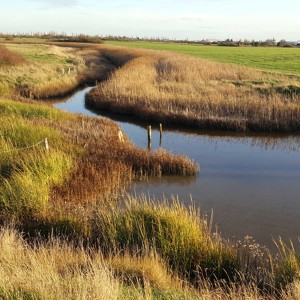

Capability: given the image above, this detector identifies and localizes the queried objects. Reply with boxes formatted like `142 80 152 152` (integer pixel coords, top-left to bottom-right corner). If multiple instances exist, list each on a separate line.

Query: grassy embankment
0 42 124 99
1 42 300 299
87 45 300 132
106 41 300 75
0 43 83 98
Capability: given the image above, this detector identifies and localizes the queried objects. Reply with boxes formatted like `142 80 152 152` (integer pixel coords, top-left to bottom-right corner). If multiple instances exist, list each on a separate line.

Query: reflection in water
87 100 300 153
132 174 198 187
53 86 300 251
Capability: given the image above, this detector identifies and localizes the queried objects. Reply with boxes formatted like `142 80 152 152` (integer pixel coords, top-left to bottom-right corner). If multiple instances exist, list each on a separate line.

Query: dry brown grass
0 227 120 300
0 44 25 67
0 44 86 98
49 114 198 208
87 46 300 132
109 252 182 290
0 227 299 300
0 43 123 99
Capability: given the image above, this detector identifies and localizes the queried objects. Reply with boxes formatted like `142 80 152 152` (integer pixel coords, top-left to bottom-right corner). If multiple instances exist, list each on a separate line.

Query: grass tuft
93 196 238 283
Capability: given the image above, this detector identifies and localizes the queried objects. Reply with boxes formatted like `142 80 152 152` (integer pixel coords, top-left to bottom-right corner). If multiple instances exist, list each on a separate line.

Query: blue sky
0 0 299 41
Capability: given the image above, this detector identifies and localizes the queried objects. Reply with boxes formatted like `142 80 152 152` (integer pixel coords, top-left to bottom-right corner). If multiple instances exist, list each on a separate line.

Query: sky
0 0 300 41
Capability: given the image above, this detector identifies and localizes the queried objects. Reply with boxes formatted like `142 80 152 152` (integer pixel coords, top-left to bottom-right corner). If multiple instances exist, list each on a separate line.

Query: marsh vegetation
87 46 300 132
0 40 300 299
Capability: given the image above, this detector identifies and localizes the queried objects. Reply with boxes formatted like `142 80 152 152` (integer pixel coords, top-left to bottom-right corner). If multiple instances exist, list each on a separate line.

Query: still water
53 87 300 250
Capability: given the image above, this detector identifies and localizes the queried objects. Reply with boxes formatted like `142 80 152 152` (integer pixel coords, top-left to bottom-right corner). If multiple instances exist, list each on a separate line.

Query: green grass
94 196 238 282
0 100 74 219
0 99 71 120
0 44 85 98
6 44 72 65
106 41 300 75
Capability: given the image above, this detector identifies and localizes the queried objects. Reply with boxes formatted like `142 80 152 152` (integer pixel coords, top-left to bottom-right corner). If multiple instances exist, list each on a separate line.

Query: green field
106 41 300 75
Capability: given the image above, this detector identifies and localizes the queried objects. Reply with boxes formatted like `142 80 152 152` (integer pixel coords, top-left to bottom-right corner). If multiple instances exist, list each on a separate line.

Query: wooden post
147 125 152 141
45 138 49 151
118 130 124 142
68 67 71 75
159 123 163 147
148 140 152 151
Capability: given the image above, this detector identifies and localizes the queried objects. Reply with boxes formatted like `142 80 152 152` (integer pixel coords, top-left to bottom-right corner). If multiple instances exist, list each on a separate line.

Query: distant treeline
0 32 103 44
0 32 299 47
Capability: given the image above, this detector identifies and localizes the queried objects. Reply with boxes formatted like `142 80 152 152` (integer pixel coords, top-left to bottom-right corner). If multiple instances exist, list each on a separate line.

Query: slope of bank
106 41 300 76
0 42 129 99
87 46 300 132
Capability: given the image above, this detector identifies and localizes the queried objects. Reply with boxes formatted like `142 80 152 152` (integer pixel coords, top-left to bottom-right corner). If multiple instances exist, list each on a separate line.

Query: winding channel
53 86 300 251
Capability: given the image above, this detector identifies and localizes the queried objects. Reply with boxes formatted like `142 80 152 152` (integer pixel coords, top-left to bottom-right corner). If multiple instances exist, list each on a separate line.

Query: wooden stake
45 138 49 151
118 130 124 142
147 125 152 141
159 123 163 146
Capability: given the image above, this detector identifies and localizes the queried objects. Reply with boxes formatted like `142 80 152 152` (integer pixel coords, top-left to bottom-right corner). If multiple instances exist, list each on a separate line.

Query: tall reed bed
87 47 300 132
48 111 197 202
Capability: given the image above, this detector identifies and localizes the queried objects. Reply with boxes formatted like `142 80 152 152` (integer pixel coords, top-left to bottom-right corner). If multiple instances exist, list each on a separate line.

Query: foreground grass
94 196 237 283
87 46 300 132
0 207 300 299
106 41 300 75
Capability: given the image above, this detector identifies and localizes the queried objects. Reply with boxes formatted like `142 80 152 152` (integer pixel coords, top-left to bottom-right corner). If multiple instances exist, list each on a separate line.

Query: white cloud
28 0 79 7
